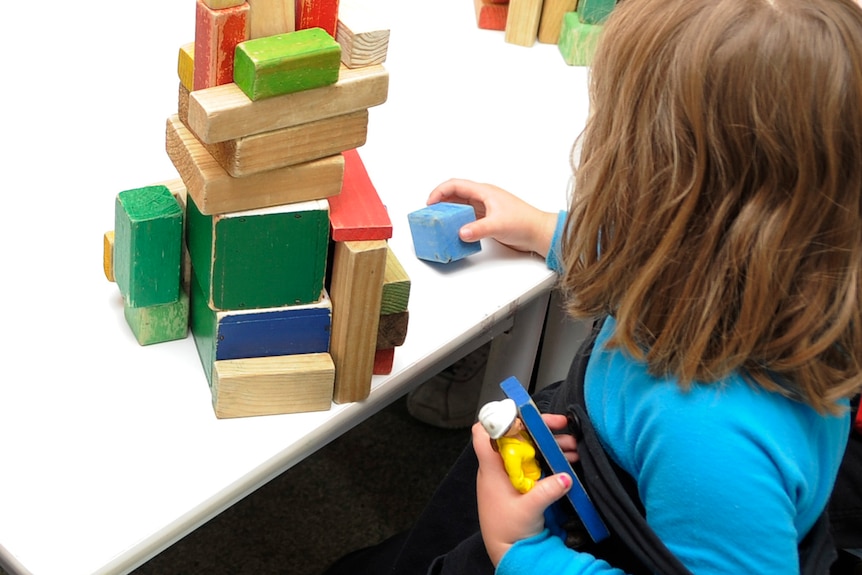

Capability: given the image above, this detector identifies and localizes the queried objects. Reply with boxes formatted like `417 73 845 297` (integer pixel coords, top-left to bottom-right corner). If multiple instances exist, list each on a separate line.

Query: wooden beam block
233 28 341 101
187 64 388 143
211 352 335 418
165 114 344 215
114 185 183 307
103 231 115 282
124 290 190 346
328 148 392 241
336 1 389 68
505 0 542 47
178 42 195 92
381 245 410 315
194 0 250 90
329 240 387 403
474 0 509 31
186 195 330 310
373 347 395 375
204 110 367 177
537 0 576 44
376 310 408 349
247 0 295 38
295 0 340 38
407 203 482 264
558 12 603 67
577 0 616 25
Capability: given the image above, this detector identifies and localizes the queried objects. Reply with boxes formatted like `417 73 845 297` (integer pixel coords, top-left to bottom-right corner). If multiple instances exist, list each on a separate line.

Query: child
325 0 862 572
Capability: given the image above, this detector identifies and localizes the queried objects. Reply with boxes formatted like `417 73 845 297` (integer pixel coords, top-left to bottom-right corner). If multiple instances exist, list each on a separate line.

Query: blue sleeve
496 529 627 575
545 210 567 273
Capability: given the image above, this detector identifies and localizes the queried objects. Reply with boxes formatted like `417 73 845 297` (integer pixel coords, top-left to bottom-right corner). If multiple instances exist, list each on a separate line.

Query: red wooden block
194 0 250 91
474 0 509 30
373 347 395 375
328 149 393 241
295 0 340 38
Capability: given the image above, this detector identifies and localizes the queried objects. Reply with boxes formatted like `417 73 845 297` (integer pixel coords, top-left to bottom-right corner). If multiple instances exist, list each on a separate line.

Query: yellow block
178 42 195 92
103 230 115 282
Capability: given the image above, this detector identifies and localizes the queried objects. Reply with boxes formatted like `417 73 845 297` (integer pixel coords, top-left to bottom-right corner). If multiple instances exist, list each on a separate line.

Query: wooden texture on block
233 28 341 101
187 64 388 143
380 246 410 315
201 0 246 7
505 0 542 46
194 0 250 91
329 240 387 403
373 347 394 375
103 231 115 282
407 203 482 264
205 110 367 176
328 148 392 241
165 114 344 215
178 42 195 92
247 0 295 38
336 2 389 68
559 12 603 67
474 0 508 31
376 310 408 349
211 353 335 418
295 0 340 37
577 0 616 25
537 0 577 43
186 196 330 310
124 290 190 346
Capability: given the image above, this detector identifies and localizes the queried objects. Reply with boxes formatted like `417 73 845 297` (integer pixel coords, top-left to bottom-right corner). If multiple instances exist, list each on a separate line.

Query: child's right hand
427 179 559 258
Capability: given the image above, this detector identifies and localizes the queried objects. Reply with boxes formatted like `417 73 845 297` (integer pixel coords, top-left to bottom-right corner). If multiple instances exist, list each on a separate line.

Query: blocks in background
407 203 481 264
178 42 195 91
328 148 392 241
504 0 542 46
380 245 410 315
558 12 603 67
537 0 577 44
247 0 295 38
125 290 190 346
194 0 250 90
336 1 390 68
474 0 509 31
577 0 616 25
295 0 340 38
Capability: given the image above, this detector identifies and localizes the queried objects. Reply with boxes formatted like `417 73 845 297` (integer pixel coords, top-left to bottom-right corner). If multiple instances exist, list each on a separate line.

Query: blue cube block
407 203 482 263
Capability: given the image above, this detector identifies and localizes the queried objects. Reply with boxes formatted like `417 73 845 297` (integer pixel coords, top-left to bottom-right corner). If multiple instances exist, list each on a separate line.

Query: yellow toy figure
478 398 542 494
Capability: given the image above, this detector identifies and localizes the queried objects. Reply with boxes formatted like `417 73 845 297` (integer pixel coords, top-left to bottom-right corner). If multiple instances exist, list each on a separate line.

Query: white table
0 0 589 573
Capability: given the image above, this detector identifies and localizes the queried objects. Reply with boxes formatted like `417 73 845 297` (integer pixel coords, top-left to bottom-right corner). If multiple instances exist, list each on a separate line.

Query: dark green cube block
186 195 330 311
233 27 341 101
577 0 616 25
114 185 183 308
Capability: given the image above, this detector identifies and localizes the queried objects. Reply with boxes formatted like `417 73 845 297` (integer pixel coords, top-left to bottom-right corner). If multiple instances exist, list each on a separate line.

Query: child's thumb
529 473 573 508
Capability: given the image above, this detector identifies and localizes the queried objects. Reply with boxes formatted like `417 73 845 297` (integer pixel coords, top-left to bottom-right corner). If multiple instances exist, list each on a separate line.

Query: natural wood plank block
537 0 576 43
205 110 367 176
578 0 616 25
295 0 340 38
211 352 335 418
114 185 183 307
328 148 392 241
336 1 389 68
474 0 508 31
201 0 246 7
186 195 330 310
103 231 115 282
233 28 341 101
329 240 387 403
559 12 603 67
505 0 542 46
165 114 344 215
247 0 295 38
380 246 410 315
376 310 408 349
194 0 250 90
373 347 394 375
178 42 195 92
124 290 190 346
187 63 388 143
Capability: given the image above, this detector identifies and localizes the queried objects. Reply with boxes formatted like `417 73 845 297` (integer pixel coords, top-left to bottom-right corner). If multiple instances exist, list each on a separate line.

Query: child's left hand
473 421 574 566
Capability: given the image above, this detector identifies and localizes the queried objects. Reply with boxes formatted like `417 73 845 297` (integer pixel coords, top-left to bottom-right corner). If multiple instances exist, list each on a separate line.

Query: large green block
577 0 616 25
559 12 603 67
233 27 341 101
124 290 189 346
186 195 330 311
114 185 183 307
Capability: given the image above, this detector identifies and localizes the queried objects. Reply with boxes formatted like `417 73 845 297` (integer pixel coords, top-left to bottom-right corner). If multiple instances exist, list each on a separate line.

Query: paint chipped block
114 185 183 308
373 347 395 375
194 0 250 90
124 290 190 346
178 42 195 91
233 28 341 101
295 0 340 38
328 148 392 241
558 12 603 67
407 203 481 264
103 231 115 282
380 246 410 315
577 0 616 25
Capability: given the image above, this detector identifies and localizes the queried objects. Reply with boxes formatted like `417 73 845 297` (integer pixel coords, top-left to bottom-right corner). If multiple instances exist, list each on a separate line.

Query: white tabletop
0 1 589 573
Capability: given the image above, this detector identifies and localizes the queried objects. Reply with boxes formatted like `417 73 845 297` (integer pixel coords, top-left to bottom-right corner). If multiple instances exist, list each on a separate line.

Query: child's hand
543 413 580 465
473 421 573 566
427 179 559 257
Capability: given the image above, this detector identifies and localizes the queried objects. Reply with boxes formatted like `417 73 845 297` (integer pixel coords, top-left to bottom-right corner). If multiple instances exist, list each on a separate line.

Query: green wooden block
114 185 183 308
559 12 603 67
233 28 341 101
577 0 616 25
124 290 189 346
186 195 330 311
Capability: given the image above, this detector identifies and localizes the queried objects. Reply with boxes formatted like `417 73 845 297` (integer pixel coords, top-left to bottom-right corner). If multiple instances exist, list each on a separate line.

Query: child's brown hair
561 0 862 413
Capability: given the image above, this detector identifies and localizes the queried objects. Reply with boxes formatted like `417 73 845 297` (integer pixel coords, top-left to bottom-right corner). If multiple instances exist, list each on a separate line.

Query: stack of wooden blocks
473 0 615 66
105 0 413 419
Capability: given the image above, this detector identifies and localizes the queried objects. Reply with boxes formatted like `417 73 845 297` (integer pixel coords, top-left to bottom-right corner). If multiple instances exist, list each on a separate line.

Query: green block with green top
124 290 189 346
186 194 330 311
233 27 341 101
559 12 603 67
114 185 183 308
577 0 616 25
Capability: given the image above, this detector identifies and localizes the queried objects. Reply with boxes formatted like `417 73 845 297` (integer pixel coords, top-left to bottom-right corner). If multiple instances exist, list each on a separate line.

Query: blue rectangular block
407 202 482 263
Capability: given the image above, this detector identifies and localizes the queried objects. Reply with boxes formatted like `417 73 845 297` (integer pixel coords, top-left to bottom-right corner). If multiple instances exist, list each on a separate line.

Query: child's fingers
523 473 573 514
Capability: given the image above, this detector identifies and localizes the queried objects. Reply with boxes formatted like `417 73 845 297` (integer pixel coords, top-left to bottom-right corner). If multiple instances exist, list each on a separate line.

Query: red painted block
328 149 392 241
295 0 340 38
194 0 250 91
475 0 508 31
373 347 395 375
